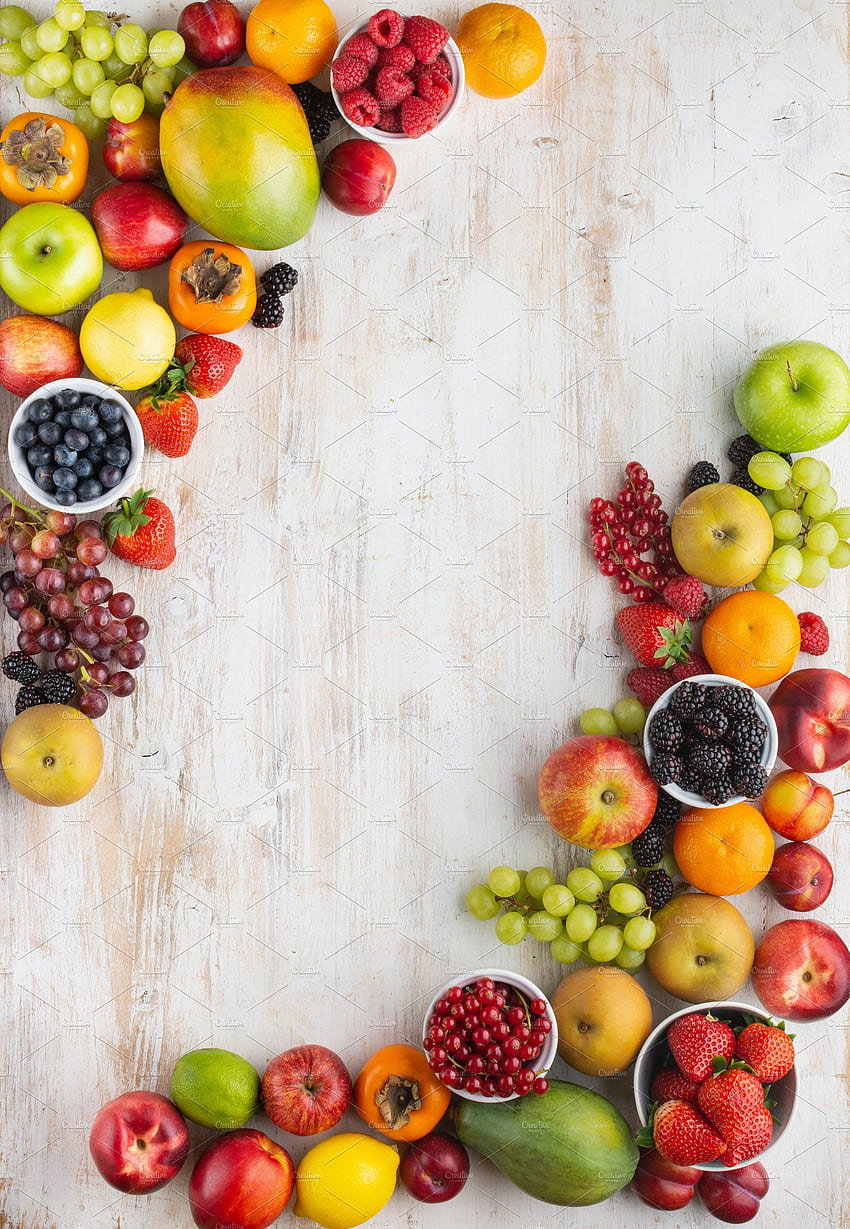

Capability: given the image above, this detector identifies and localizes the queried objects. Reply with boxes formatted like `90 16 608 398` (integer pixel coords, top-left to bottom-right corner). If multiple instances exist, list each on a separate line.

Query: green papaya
452 1079 638 1206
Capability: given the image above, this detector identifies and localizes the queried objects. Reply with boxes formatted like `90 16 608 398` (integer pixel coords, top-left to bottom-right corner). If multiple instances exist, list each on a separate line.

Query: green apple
0 202 103 316
734 340 850 452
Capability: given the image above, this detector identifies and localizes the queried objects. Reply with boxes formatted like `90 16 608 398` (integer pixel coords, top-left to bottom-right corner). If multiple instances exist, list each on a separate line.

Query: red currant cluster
588 462 682 603
423 977 552 1099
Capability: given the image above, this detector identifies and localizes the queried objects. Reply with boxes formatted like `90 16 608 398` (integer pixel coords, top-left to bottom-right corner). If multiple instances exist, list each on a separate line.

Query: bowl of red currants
8 378 143 514
422 968 558 1103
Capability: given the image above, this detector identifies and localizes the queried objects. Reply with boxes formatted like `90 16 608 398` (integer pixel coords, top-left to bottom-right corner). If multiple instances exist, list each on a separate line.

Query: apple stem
786 360 798 392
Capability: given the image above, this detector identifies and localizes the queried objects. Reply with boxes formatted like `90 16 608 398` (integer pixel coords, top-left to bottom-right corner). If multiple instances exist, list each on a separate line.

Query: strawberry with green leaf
734 1020 795 1082
697 1065 774 1167
173 334 242 398
616 603 693 668
105 489 176 571
135 365 198 459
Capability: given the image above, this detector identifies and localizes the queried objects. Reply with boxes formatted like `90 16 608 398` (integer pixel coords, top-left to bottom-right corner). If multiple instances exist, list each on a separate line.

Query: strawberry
135 374 198 459
627 667 675 707
667 1012 736 1083
671 653 710 681
716 1108 773 1167
104 489 176 571
173 334 242 399
663 575 708 619
650 1067 700 1105
616 603 692 668
652 1100 725 1166
734 1021 795 1082
697 1067 773 1165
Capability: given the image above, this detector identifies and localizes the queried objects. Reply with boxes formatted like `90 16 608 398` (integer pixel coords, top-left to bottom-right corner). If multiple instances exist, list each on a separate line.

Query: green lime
171 1047 261 1130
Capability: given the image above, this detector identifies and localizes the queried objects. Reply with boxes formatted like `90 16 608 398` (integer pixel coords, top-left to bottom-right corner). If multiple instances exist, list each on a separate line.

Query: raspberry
687 461 720 491
345 32 379 67
403 14 449 63
411 53 451 81
663 574 707 619
340 86 380 127
374 65 415 105
376 43 415 71
627 666 674 708
400 95 438 137
376 106 404 132
671 653 710 681
331 54 370 92
798 611 829 655
416 70 453 110
368 8 405 47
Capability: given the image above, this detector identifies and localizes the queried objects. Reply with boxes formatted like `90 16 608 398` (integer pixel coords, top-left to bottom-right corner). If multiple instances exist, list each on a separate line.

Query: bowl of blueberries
8 378 143 512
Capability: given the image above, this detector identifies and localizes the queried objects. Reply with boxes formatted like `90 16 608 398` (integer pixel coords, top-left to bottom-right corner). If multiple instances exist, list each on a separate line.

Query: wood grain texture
1 0 849 1223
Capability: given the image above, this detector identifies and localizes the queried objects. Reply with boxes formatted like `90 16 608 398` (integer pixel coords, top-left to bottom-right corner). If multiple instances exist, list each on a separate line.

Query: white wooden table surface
2 0 850 1225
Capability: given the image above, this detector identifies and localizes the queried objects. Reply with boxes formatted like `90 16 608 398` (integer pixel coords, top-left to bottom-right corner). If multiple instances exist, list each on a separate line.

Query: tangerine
701 590 800 687
246 0 338 84
673 802 775 897
455 2 546 98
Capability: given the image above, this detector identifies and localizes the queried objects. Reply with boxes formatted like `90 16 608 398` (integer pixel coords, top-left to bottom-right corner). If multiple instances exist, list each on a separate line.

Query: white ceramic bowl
643 673 778 808
9 378 143 515
331 17 465 144
633 999 797 1171
422 966 558 1102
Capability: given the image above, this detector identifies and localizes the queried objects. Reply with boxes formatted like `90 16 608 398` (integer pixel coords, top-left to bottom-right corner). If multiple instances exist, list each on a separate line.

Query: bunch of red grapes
587 462 682 602
0 500 149 718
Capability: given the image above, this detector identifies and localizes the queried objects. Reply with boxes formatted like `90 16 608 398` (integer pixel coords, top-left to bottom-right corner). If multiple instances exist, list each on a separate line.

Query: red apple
767 841 834 911
103 115 162 182
538 735 658 849
770 667 850 773
630 1148 700 1211
752 918 850 1021
761 769 833 841
261 1044 352 1136
89 1090 189 1194
91 183 187 271
399 1133 469 1203
188 1128 294 1229
178 0 245 67
0 314 82 397
698 1162 769 1223
322 139 397 216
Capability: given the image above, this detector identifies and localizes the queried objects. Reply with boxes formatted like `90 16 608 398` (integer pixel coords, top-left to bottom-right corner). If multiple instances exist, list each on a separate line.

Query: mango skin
160 66 319 251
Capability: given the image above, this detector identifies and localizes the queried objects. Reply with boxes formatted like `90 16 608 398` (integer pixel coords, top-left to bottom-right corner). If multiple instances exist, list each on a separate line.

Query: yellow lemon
294 1132 399 1229
80 287 175 390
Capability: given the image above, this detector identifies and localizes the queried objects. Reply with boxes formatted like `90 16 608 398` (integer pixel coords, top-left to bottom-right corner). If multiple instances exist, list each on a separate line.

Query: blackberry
631 820 666 867
251 293 285 329
650 753 683 785
730 744 763 771
2 651 41 684
715 684 756 717
668 682 707 721
41 669 76 705
261 262 299 296
727 434 762 467
694 706 729 740
701 775 735 806
15 685 48 714
733 467 763 495
731 764 768 798
687 461 720 492
307 112 334 143
291 82 338 144
643 868 674 910
679 767 703 795
736 716 768 752
688 740 732 777
648 710 685 753
652 790 682 828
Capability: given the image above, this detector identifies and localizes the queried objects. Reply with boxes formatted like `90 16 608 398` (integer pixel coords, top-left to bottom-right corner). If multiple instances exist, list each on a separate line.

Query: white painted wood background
1 0 850 1224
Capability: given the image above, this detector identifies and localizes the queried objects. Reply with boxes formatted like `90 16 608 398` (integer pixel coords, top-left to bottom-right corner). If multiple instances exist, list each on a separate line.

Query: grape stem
0 489 46 525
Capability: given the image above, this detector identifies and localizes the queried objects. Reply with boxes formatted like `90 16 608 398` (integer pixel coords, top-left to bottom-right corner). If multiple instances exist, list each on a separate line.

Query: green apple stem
786 360 798 392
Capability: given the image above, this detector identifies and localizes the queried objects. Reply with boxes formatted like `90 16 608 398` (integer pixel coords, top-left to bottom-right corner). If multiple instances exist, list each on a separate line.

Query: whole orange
454 3 546 98
246 0 338 83
673 802 775 896
701 590 800 687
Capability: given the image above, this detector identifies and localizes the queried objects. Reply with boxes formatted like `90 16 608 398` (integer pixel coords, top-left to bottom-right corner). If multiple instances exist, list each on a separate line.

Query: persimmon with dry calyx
0 113 89 204
168 240 256 334
353 1045 450 1142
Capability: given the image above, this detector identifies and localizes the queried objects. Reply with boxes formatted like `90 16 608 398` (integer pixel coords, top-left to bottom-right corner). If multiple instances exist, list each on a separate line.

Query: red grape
30 530 60 559
19 606 45 632
77 537 108 566
109 671 136 698
15 549 42 578
55 648 81 673
85 606 112 632
79 689 108 718
108 592 135 618
34 568 65 596
86 663 110 686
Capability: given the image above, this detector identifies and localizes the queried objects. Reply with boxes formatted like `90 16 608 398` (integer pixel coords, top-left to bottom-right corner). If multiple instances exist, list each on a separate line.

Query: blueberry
27 444 52 468
80 394 99 410
86 446 105 466
53 445 78 468
99 464 123 489
70 407 98 432
65 428 89 451
28 399 53 423
54 410 71 429
98 399 123 424
104 443 131 466
53 388 81 410
88 426 108 448
76 478 102 502
34 465 55 490
14 423 37 448
53 467 78 490
103 418 126 438
53 488 77 506
37 421 62 446
75 457 93 479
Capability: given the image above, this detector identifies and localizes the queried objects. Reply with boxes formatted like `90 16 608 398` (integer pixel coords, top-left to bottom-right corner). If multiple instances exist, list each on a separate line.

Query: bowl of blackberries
643 674 778 808
8 378 143 513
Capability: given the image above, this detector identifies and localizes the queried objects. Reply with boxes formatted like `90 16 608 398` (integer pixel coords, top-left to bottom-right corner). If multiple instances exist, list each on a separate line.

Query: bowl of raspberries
643 674 778 808
330 8 465 141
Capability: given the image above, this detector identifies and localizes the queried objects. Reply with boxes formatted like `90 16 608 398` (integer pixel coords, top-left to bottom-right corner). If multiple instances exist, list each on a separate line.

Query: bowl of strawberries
633 1001 797 1171
330 8 465 142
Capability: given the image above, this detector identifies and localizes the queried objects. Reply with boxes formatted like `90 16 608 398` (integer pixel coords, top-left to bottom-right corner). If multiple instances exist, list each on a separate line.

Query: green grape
612 697 646 735
525 866 554 899
466 883 500 920
90 78 118 117
816 459 831 485
803 485 837 519
148 28 185 67
829 540 850 569
495 911 527 945
54 0 85 31
791 456 823 491
513 871 531 904
772 484 799 510
752 570 786 594
142 65 173 111
23 66 54 96
35 16 66 50
171 53 196 87
54 79 88 108
587 924 624 962
566 867 603 903
797 548 830 588
589 848 627 882
615 945 646 970
114 22 147 64
72 56 105 94
73 104 106 138
84 9 110 26
580 707 617 736
608 882 646 915
772 509 802 540
0 4 34 39
550 935 582 964
487 865 520 897
79 24 113 59
101 49 126 78
541 883 575 916
758 491 780 517
765 544 802 585
33 49 72 86
528 910 563 942
748 450 791 490
110 81 145 121
0 40 32 74
623 915 657 950
20 23 41 57
827 507 850 537
565 903 598 943
807 521 840 557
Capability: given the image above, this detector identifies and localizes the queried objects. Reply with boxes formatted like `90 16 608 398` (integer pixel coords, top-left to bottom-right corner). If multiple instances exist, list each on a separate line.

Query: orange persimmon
353 1044 450 1142
0 113 89 205
168 240 256 335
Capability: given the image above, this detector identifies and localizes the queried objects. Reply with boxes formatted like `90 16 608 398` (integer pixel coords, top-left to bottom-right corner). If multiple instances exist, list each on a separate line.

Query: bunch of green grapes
466 856 658 973
749 451 850 592
579 696 646 738
0 0 192 139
